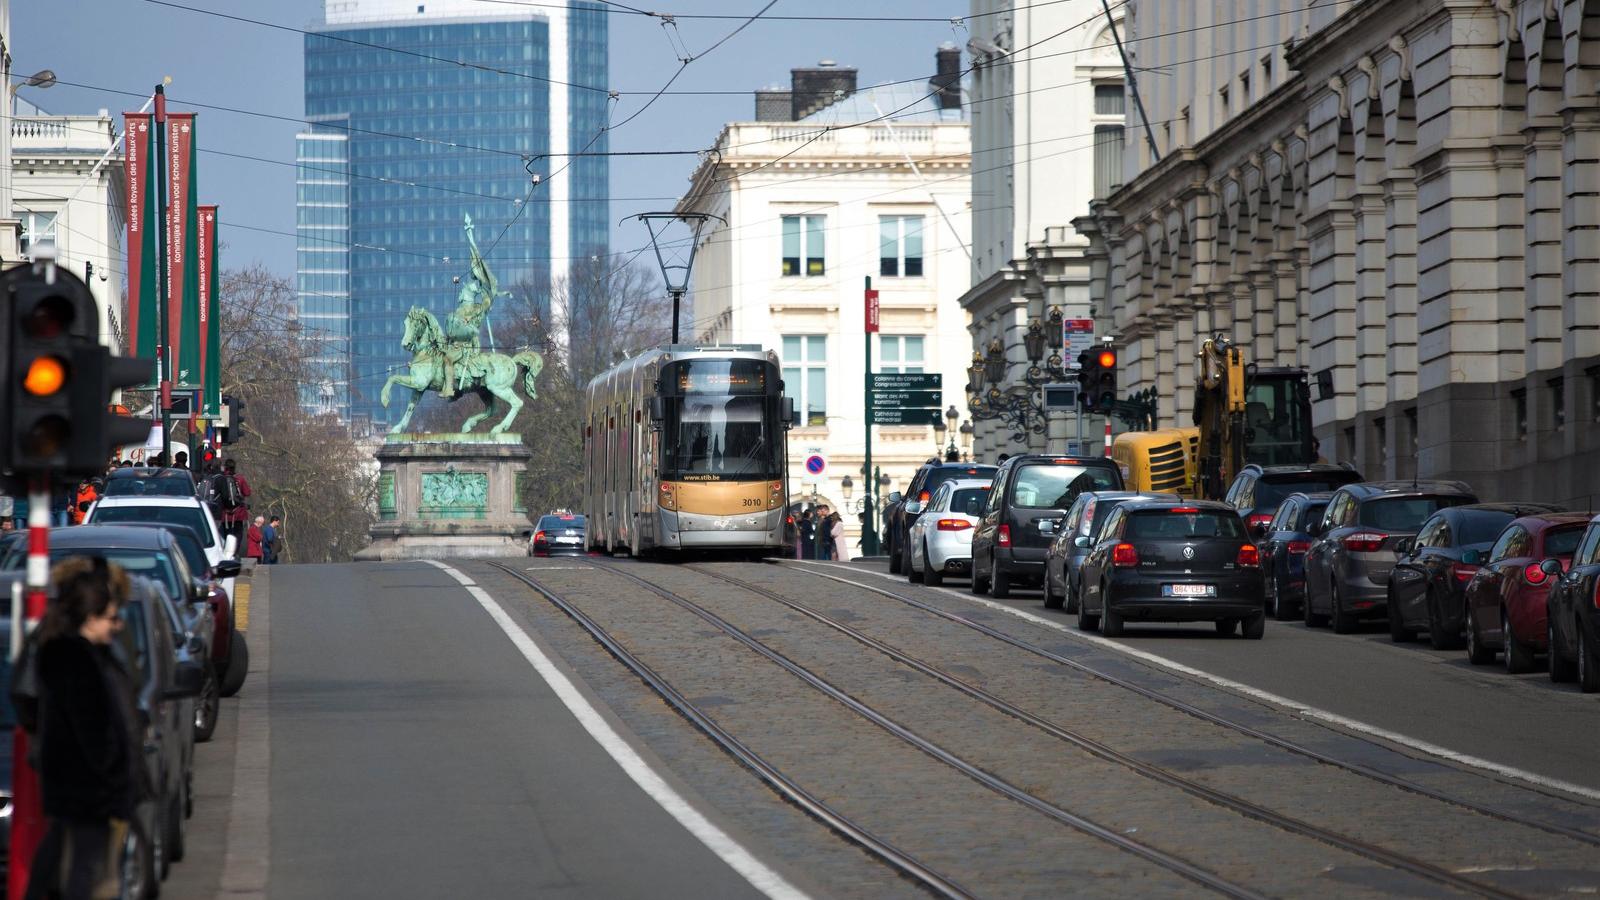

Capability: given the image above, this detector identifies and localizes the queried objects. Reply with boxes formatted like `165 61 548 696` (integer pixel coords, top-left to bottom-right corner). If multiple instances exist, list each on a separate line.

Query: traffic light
3 264 154 478
217 394 243 444
1075 349 1094 411
1091 346 1118 413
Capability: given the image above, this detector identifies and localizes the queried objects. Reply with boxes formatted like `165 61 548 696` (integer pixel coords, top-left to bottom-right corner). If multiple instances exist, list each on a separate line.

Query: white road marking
797 561 1600 803
424 561 811 900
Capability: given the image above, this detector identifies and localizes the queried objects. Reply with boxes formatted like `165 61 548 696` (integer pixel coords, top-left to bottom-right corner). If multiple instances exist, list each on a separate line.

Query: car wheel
1330 583 1359 634
1580 623 1600 693
1465 605 1495 665
970 556 990 595
123 818 155 900
1304 578 1328 628
923 542 945 587
1504 610 1536 674
194 662 220 743
1042 569 1063 610
990 560 1012 599
1100 589 1125 637
1550 614 1577 683
1065 575 1080 614
1242 611 1266 640
220 630 249 698
888 532 903 574
1427 589 1465 651
1388 589 1415 643
1268 572 1291 621
907 541 924 584
1215 618 1238 636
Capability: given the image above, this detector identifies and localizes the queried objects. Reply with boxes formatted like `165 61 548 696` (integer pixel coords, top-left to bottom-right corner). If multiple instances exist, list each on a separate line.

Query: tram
582 344 793 557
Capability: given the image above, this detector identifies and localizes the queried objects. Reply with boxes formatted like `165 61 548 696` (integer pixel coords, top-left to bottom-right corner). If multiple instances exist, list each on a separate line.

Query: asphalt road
255 561 762 900
830 558 1600 793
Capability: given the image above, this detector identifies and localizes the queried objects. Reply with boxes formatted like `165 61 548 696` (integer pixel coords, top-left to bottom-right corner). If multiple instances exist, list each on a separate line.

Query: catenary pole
1099 0 1161 164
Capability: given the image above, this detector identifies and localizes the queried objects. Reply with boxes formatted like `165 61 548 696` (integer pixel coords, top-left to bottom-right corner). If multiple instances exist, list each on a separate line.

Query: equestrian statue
380 213 544 435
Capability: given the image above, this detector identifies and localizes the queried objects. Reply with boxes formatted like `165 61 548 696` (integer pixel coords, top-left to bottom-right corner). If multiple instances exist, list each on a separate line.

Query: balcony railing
11 116 117 154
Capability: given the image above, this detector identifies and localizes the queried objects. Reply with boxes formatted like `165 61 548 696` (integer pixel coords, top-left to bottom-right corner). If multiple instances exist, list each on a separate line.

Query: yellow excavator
1111 334 1314 499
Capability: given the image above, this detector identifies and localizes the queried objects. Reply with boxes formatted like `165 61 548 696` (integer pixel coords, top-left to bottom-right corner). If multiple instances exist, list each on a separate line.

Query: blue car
1260 492 1332 620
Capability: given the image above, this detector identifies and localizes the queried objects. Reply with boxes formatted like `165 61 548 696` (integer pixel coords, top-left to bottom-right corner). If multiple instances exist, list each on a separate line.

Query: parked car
970 454 1125 598
1303 481 1478 633
1463 512 1591 672
906 478 993 586
1260 492 1332 620
1388 503 1566 649
116 575 205 896
1043 491 1178 612
885 461 999 574
1222 463 1364 537
101 466 199 499
1076 499 1266 638
529 512 588 557
1540 515 1600 691
87 494 238 610
120 521 244 704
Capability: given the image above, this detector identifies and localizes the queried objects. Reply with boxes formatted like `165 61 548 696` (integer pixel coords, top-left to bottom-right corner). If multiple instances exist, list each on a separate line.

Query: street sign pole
862 277 879 556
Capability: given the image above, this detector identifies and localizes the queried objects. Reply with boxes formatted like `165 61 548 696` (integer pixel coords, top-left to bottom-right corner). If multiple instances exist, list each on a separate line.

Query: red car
1463 512 1591 672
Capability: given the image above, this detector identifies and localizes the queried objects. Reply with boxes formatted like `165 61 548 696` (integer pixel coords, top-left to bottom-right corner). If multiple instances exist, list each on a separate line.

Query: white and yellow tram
582 344 793 556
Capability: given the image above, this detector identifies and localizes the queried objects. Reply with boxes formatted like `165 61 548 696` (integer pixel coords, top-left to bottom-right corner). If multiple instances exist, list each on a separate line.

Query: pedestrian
263 516 280 564
215 460 252 547
1 518 14 534
814 505 831 560
24 557 140 900
827 511 845 561
12 493 28 531
246 516 265 561
71 478 98 526
49 492 70 528
0 491 13 528
798 509 816 559
173 450 188 471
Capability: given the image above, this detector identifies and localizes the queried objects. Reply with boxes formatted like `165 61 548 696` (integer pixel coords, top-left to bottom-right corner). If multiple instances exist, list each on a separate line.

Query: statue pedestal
354 434 533 561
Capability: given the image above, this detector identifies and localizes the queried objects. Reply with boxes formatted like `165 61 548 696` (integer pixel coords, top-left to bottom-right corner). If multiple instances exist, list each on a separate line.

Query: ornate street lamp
932 412 947 453
966 352 986 394
1045 306 1064 350
1023 318 1046 364
984 339 1006 385
840 475 854 501
944 405 960 458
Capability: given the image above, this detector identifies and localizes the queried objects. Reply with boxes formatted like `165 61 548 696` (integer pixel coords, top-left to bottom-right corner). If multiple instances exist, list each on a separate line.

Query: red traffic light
1097 349 1117 369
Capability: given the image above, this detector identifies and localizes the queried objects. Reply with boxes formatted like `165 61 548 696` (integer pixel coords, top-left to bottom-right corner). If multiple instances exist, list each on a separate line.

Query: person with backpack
214 460 252 547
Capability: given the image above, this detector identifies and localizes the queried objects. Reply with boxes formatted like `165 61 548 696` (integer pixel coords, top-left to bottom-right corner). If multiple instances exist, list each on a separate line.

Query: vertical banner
124 113 160 365
167 113 201 388
198 205 221 417
865 288 880 334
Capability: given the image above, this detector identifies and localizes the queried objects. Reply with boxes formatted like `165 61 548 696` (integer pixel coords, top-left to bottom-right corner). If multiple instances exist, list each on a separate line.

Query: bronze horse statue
380 306 544 435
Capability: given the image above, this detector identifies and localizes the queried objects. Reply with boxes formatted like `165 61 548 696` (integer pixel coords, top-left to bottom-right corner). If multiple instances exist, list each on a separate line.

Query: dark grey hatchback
969 454 1124 598
1076 499 1266 638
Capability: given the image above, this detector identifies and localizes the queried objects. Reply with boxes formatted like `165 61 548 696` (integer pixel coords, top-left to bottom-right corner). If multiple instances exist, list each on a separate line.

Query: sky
13 0 971 280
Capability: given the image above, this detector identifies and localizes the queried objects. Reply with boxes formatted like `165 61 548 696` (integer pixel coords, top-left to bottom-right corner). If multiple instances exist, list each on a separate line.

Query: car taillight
937 519 973 531
1247 513 1274 530
1237 544 1260 568
1524 562 1548 585
997 525 1012 547
1452 564 1479 583
1287 540 1311 555
534 530 547 543
1342 532 1386 553
918 490 931 504
1112 543 1139 567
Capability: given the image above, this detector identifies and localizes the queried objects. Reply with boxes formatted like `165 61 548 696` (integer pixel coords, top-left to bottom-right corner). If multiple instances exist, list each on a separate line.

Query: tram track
489 559 1270 900
778 560 1600 848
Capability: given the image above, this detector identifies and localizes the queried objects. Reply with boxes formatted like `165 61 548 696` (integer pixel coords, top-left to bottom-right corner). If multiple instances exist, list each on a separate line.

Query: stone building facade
1081 0 1600 506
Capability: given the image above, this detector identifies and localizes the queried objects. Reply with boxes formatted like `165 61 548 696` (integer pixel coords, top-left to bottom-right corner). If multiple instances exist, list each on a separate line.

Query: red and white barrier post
9 478 51 900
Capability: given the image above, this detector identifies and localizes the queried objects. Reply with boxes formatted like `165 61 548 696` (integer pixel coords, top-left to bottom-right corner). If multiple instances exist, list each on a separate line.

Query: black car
1043 491 1177 612
530 513 587 557
1076 499 1266 638
1260 492 1332 620
1541 516 1600 692
1387 502 1565 648
970 454 1124 598
1303 481 1479 633
885 461 998 574
102 467 199 498
1222 463 1364 537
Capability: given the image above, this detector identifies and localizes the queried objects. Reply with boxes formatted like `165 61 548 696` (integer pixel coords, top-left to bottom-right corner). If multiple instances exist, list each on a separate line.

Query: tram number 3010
743 498 763 507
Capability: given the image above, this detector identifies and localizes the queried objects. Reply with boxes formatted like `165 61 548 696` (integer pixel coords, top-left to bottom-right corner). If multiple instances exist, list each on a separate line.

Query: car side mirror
781 397 797 428
213 559 242 579
904 501 923 515
1074 535 1090 549
166 660 204 699
1394 537 1414 556
887 492 903 505
648 397 666 423
1459 548 1482 566
1539 557 1565 579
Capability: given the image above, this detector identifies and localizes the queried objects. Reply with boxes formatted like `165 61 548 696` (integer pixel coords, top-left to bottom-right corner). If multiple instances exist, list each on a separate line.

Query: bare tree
217 265 376 562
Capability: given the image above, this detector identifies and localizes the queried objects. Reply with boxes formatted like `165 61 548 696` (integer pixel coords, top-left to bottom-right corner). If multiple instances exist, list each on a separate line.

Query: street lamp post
944 405 960 459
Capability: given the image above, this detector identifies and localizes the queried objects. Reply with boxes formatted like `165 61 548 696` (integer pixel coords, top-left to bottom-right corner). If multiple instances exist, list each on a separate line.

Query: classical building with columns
1079 0 1600 505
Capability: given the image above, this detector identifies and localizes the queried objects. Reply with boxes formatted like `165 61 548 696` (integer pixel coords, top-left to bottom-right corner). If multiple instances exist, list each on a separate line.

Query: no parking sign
801 448 828 483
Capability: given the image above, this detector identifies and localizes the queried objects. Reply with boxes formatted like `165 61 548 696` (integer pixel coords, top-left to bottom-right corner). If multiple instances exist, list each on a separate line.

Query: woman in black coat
26 557 139 900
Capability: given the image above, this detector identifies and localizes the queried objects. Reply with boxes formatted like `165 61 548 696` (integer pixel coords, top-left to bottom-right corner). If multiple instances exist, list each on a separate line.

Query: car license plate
555 536 581 544
1163 584 1215 598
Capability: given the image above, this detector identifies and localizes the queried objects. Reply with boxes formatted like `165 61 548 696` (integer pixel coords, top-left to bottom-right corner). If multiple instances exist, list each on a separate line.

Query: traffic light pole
9 478 50 900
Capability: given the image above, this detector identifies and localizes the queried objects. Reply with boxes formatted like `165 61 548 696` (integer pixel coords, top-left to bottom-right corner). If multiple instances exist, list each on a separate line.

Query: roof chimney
931 43 962 111
755 85 793 121
790 60 857 121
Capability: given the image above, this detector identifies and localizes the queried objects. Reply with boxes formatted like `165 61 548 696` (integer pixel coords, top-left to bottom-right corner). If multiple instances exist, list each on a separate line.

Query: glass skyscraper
296 0 608 425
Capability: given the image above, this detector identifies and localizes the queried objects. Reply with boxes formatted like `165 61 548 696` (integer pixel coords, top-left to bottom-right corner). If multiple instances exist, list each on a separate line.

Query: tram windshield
663 359 783 481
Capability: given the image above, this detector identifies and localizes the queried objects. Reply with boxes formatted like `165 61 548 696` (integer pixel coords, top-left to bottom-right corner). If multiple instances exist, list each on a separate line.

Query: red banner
865 289 880 334
124 113 159 362
167 113 199 387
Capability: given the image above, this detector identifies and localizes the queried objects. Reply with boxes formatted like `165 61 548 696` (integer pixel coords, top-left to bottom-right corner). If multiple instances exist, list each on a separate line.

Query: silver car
908 478 993 586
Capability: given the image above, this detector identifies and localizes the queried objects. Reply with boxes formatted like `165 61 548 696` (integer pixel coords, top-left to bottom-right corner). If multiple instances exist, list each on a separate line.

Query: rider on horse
442 214 498 398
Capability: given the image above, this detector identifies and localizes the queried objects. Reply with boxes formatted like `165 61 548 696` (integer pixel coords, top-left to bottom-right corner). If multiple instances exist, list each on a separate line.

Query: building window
879 335 925 374
1261 54 1274 87
1240 70 1252 104
1219 85 1230 119
1512 388 1528 440
18 211 56 256
782 335 827 426
1094 83 1125 116
1550 377 1566 431
878 215 924 277
781 215 826 277
1093 125 1125 199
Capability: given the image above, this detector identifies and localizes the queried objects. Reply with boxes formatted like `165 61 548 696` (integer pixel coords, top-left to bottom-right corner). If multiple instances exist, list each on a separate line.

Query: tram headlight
768 480 784 510
659 481 678 511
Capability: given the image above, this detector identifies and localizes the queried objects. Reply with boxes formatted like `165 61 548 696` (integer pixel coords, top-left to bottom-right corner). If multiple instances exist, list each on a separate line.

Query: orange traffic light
1097 349 1117 369
22 356 67 396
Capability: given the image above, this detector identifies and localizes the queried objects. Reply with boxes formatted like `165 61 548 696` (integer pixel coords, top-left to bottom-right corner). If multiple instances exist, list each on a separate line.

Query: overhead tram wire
467 0 1078 23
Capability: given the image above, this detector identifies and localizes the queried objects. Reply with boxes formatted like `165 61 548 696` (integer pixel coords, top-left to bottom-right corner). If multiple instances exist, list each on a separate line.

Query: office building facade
298 0 607 423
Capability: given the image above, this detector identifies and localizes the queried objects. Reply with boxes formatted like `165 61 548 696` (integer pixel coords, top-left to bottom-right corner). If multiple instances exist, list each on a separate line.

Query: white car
86 495 240 603
908 478 994 586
